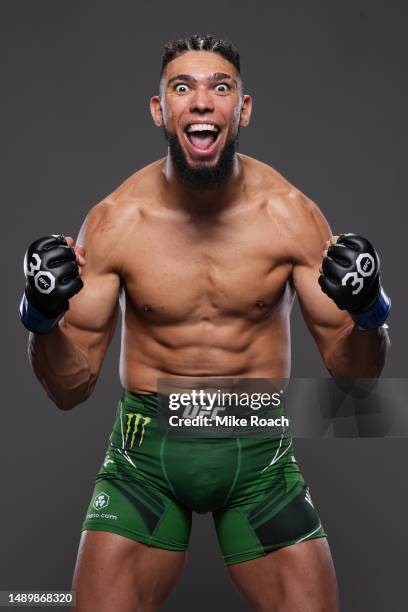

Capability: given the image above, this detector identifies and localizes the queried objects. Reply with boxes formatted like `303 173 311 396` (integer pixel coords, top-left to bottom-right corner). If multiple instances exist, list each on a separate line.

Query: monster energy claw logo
125 412 151 448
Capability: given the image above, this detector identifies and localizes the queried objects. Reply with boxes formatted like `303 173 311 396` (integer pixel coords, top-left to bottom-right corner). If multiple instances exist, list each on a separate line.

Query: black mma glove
318 233 391 330
20 234 83 333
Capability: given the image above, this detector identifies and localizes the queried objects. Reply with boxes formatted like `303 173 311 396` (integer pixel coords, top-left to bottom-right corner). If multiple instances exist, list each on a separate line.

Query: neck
161 152 244 215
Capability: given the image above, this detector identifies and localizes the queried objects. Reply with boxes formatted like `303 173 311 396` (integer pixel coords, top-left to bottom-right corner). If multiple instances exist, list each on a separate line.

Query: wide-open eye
175 83 189 93
215 83 230 93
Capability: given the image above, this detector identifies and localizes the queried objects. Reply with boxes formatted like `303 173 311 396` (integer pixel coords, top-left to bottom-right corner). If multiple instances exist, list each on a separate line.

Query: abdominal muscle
119 311 291 394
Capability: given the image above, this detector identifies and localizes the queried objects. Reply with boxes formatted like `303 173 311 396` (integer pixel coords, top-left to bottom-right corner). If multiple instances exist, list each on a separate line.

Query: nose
189 85 215 114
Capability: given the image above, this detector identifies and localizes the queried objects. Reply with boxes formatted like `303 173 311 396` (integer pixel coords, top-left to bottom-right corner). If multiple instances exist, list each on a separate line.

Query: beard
163 126 239 191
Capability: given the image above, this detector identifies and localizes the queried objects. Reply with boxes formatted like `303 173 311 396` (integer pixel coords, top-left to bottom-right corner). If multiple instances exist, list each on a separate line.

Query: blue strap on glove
351 287 391 331
19 294 62 334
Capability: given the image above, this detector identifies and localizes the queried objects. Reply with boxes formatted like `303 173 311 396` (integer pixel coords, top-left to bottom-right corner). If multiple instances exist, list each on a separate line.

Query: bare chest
121 211 294 323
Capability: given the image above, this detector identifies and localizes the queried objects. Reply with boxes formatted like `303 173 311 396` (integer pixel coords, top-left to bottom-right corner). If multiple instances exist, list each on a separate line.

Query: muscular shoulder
77 159 163 273
241 155 332 265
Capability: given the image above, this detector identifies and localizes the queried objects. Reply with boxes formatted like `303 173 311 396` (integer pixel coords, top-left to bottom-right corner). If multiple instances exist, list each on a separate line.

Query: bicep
59 269 120 377
58 205 122 374
63 268 120 331
291 197 352 360
293 261 351 358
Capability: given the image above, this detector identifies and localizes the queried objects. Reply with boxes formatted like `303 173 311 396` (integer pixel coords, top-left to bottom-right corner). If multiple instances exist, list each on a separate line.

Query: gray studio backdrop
1 1 407 610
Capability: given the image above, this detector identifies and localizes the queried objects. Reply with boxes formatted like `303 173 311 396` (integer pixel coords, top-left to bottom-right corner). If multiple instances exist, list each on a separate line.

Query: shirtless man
20 35 390 611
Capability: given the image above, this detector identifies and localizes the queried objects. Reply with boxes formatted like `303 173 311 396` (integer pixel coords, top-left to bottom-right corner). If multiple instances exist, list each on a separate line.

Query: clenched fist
318 233 391 330
20 234 85 333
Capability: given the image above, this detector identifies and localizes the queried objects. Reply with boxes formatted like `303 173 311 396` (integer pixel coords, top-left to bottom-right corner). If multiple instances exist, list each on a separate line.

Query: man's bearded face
158 51 245 190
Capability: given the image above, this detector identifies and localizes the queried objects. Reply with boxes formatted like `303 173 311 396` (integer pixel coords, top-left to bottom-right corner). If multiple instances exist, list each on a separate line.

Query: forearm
325 321 390 378
28 324 95 410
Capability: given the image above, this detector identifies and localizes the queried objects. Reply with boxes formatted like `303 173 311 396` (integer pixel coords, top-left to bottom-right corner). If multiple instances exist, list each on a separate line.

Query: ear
239 94 253 128
150 95 163 127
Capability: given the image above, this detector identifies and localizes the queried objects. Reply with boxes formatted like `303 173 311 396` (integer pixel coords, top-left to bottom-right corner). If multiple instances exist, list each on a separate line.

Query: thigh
227 537 339 612
72 530 187 612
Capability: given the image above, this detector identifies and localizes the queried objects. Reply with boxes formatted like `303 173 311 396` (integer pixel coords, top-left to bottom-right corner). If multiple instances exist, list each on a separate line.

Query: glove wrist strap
352 287 391 331
19 294 63 334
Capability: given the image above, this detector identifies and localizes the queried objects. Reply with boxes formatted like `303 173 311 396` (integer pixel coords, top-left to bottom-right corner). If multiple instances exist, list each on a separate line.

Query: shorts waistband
122 390 159 415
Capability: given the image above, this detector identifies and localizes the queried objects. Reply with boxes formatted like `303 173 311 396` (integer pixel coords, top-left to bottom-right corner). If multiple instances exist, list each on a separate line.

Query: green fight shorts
82 391 326 565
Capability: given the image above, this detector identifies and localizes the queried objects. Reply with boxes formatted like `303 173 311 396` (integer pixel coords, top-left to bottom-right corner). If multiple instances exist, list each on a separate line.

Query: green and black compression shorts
82 391 326 565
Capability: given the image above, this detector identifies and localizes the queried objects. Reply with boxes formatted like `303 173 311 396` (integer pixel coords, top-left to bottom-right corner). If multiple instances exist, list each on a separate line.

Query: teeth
187 124 218 133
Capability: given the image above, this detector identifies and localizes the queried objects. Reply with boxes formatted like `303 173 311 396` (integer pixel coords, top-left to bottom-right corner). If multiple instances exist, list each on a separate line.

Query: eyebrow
210 72 236 84
167 72 238 87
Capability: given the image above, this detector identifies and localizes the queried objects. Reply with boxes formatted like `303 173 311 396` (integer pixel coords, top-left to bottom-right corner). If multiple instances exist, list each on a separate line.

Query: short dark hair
160 34 241 78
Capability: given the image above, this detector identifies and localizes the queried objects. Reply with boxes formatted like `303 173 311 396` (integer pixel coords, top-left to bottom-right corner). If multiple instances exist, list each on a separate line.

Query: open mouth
183 123 221 155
